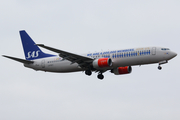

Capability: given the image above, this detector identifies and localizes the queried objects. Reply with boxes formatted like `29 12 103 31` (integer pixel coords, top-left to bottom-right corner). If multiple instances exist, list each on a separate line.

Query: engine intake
112 66 132 75
93 58 112 69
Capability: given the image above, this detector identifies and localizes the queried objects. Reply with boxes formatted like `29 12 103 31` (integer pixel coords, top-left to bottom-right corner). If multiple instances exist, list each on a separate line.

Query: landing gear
97 73 104 80
158 66 162 70
158 61 167 70
85 70 92 76
85 69 104 80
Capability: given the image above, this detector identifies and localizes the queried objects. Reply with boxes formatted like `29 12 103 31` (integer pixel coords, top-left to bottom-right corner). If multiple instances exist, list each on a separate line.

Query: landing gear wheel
158 66 162 70
85 70 92 76
97 74 104 80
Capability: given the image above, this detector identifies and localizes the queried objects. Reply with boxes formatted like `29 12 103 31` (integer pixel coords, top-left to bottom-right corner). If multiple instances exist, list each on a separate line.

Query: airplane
3 30 177 80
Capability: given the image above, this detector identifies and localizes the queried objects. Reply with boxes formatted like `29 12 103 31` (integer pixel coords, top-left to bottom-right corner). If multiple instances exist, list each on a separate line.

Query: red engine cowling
93 58 112 69
112 66 132 75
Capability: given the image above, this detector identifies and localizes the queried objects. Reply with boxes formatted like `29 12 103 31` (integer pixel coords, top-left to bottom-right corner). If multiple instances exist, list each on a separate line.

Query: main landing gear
85 70 92 76
97 73 104 80
85 70 104 80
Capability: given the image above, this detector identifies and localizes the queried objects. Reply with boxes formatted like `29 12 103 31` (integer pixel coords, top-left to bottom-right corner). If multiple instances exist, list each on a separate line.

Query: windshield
161 48 170 50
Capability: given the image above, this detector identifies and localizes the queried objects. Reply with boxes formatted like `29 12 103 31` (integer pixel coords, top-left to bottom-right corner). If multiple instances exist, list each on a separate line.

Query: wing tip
2 55 8 58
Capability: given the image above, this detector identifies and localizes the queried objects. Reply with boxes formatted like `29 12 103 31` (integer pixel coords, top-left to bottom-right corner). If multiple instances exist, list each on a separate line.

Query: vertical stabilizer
20 30 55 60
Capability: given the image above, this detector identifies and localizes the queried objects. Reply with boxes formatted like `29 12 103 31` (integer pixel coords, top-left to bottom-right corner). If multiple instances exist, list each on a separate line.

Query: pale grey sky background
0 0 180 120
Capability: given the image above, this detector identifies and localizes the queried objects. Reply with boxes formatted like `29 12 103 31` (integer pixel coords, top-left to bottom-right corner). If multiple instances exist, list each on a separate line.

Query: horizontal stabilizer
2 55 34 64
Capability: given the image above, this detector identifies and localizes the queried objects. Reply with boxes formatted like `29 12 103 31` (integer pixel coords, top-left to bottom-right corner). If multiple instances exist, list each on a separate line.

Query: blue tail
20 30 55 60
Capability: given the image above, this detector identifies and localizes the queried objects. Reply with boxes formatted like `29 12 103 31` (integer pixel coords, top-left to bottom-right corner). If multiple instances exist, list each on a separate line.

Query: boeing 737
3 30 177 79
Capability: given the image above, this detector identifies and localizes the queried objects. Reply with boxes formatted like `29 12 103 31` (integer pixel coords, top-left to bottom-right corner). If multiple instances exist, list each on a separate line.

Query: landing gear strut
158 60 167 70
97 73 104 80
85 70 92 76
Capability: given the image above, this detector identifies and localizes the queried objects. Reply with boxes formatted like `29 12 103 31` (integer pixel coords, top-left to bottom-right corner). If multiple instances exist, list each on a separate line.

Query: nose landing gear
158 66 162 70
158 60 168 70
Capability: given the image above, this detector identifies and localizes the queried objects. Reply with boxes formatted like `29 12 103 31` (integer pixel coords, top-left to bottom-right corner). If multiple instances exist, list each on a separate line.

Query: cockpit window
161 48 170 50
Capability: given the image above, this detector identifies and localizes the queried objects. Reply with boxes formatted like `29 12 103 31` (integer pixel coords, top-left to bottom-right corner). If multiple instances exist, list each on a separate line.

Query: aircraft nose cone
171 51 177 58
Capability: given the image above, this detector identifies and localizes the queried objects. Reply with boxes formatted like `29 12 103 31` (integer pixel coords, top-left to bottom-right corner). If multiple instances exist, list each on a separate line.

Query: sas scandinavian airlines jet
3 30 177 79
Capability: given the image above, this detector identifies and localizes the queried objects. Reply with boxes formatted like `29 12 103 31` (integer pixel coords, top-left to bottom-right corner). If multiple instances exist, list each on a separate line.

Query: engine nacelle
112 66 132 75
93 58 112 69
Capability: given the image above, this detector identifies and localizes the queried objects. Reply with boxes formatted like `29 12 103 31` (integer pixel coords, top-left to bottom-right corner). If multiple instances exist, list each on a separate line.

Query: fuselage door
41 59 45 68
152 47 156 55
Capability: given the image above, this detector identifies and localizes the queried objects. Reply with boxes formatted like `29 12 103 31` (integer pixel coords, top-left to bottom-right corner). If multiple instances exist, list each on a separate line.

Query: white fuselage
24 47 177 72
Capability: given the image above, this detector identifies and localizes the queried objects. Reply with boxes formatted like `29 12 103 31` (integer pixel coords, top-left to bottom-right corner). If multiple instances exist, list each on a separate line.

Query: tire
85 70 92 76
158 66 162 70
97 74 104 80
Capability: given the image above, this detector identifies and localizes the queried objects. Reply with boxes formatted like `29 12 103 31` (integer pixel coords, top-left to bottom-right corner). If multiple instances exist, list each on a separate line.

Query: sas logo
26 50 40 59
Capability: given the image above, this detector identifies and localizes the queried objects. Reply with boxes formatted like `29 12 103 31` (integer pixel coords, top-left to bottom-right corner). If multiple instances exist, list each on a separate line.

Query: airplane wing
2 55 34 64
36 44 94 68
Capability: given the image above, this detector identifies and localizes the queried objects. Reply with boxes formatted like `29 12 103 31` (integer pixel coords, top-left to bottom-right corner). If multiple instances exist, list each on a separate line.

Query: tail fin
20 30 55 60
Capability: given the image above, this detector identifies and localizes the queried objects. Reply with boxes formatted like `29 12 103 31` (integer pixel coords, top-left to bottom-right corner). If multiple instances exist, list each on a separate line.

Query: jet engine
93 58 112 69
111 66 132 75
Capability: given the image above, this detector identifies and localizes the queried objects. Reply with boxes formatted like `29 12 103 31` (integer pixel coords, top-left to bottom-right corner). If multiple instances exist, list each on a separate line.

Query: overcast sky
0 0 180 120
